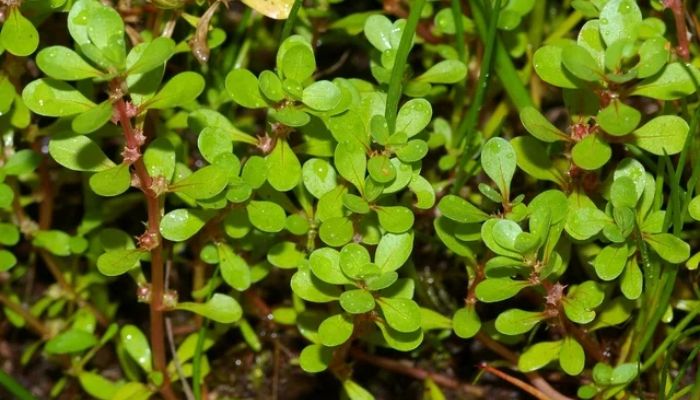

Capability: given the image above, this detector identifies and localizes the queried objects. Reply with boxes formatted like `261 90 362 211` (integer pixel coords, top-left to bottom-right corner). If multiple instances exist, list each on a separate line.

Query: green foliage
2 1 699 399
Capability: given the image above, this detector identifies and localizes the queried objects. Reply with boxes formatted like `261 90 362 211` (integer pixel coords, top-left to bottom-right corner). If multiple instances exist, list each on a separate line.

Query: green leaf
334 141 366 192
170 165 228 200
72 100 113 134
176 293 242 323
481 137 516 196
342 379 375 400
96 249 142 276
160 208 215 241
49 135 115 172
0 8 39 57
594 244 628 281
376 320 423 351
520 106 570 142
415 60 467 84
267 241 305 269
144 137 176 181
126 37 175 75
598 0 642 46
376 206 414 233
280 44 316 82
291 266 341 302
22 79 97 117
374 232 413 273
364 15 395 52
299 344 333 373
339 243 371 277
533 46 578 89
518 341 561 372
258 70 284 102
319 217 354 247
632 62 700 100
495 309 544 335
561 44 602 82
377 297 421 333
45 329 98 354
318 314 354 346
339 289 376 314
89 164 131 197
32 230 72 256
37 46 103 80
396 140 428 163
302 81 342 111
146 71 205 109
225 69 267 109
0 250 16 272
0 223 20 246
611 176 639 209
395 99 432 137
452 306 481 339
266 139 301 191
597 100 641 136
120 325 152 373
571 135 611 170
636 37 669 78
246 200 286 233
689 196 700 221
629 115 688 155
0 184 13 210
408 173 435 209
644 233 690 263
510 136 564 184
475 278 529 303
309 247 352 285
563 281 605 324
302 158 337 199
621 259 643 300
218 243 251 291
111 382 152 400
560 336 585 375
367 155 396 183
78 372 119 400
2 149 41 176
343 193 370 214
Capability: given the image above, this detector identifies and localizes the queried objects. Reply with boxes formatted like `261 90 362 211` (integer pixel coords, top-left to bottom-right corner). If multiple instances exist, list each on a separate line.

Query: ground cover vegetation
1 0 700 399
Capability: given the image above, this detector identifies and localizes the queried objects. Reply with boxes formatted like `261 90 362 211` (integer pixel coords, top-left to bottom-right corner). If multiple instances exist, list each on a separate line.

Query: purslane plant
1 0 699 399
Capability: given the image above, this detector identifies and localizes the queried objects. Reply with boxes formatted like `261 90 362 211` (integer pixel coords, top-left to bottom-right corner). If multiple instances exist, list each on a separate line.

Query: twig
479 363 551 400
476 332 573 400
350 348 485 397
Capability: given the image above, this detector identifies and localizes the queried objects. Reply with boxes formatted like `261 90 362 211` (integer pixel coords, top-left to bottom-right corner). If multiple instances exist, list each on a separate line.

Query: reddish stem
665 0 690 60
114 97 176 400
350 349 485 396
479 364 551 400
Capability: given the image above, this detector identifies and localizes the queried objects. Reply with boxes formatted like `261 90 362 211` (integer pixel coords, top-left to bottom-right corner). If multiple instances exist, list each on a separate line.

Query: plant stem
350 348 485 397
0 292 50 338
114 97 175 400
384 0 426 133
468 0 533 112
280 0 302 41
453 0 501 147
664 0 690 60
479 364 551 400
451 0 501 194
